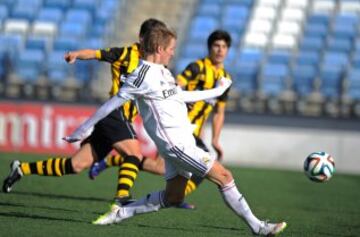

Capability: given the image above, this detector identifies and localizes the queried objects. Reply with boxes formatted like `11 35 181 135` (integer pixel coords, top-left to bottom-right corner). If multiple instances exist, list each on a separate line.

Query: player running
64 26 287 236
2 19 191 208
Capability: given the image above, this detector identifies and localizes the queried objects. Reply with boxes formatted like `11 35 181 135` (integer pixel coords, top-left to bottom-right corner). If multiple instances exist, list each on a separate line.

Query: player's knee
219 168 234 187
71 159 91 173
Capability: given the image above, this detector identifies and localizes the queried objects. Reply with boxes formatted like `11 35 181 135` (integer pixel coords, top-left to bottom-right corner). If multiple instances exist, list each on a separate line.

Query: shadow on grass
0 201 102 215
0 211 88 224
6 190 110 203
135 223 244 234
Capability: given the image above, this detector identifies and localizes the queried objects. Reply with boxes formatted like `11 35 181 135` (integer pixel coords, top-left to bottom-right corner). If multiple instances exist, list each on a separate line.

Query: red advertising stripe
0 101 157 157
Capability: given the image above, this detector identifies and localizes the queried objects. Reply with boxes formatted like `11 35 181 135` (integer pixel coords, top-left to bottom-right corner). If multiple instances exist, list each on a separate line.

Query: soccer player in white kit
64 27 287 236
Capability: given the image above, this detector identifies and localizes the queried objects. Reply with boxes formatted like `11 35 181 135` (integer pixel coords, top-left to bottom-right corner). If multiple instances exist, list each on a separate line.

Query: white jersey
117 60 194 152
66 59 231 178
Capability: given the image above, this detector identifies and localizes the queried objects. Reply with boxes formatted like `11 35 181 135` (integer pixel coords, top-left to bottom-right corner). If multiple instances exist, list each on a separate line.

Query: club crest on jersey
162 88 177 98
201 155 211 165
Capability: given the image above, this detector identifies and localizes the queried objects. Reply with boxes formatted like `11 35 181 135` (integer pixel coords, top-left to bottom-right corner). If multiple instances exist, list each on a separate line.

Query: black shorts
82 108 137 159
194 135 210 152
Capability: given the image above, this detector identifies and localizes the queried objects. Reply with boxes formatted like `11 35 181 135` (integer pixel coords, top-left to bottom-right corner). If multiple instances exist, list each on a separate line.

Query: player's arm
64 49 97 64
64 47 124 64
180 77 231 103
212 104 225 161
63 93 131 142
176 61 201 88
211 75 232 161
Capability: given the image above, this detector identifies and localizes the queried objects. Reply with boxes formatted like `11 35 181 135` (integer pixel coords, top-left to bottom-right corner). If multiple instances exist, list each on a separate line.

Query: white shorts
161 141 215 180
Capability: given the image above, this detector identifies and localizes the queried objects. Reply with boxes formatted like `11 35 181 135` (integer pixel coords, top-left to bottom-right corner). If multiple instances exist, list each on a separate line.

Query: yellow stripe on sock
117 190 130 197
47 159 53 176
54 158 62 176
61 158 66 173
114 155 122 166
119 170 137 178
36 161 44 175
118 177 134 187
20 163 31 175
121 163 139 171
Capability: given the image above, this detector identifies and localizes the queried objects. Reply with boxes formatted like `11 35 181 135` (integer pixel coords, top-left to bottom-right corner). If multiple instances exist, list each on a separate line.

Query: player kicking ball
64 27 287 236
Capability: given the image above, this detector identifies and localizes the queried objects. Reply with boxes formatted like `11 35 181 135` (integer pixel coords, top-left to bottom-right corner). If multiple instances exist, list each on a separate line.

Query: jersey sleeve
176 61 201 87
96 47 125 63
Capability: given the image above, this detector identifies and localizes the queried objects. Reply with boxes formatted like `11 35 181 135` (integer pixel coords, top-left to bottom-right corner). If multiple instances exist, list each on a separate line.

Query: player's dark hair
207 30 232 51
139 18 167 38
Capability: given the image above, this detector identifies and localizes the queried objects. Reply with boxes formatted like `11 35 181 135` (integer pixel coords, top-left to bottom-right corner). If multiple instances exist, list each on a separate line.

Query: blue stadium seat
292 65 317 97
319 65 343 98
0 49 7 79
322 52 350 68
26 36 48 51
233 62 258 95
73 0 98 14
295 51 321 67
327 38 352 53
267 50 291 65
65 9 92 26
37 7 64 23
11 4 39 21
307 13 331 26
59 21 88 39
45 0 72 10
82 38 103 49
261 63 289 97
197 2 221 17
17 0 43 8
237 48 264 64
331 23 357 40
188 16 219 42
300 36 324 51
0 34 24 62
15 49 45 82
0 5 9 21
222 4 249 31
181 42 207 58
347 69 360 100
303 23 328 38
352 53 360 69
53 36 80 51
47 50 69 83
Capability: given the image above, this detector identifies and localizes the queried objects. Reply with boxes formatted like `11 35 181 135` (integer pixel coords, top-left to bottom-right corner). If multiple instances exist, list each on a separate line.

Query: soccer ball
303 152 335 182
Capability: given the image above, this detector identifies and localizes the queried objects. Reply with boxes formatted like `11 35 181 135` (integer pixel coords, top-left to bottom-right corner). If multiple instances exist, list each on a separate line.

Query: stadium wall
203 122 360 175
1 101 359 174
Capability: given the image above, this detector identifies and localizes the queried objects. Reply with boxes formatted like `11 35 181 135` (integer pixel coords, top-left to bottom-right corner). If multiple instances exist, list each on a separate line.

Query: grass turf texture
1 152 359 237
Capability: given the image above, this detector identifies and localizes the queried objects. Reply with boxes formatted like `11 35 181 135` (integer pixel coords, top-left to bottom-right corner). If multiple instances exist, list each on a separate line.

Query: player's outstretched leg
2 160 23 193
207 161 287 236
3 155 78 193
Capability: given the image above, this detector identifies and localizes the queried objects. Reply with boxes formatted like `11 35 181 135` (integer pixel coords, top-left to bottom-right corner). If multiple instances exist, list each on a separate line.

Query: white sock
220 180 262 233
121 191 165 219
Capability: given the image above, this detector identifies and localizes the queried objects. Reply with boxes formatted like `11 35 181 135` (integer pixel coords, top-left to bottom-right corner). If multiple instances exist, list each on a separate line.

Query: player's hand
212 142 224 161
64 51 77 64
62 136 80 143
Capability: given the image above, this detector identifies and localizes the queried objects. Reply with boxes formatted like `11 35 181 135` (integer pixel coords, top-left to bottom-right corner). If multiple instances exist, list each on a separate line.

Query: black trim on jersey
134 65 150 87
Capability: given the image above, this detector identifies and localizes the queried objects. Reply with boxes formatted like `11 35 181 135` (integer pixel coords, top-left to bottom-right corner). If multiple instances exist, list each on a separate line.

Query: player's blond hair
142 27 177 55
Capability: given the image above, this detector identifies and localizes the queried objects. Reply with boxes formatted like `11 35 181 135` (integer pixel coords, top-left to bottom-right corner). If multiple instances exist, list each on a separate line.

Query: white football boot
92 204 125 225
256 221 287 236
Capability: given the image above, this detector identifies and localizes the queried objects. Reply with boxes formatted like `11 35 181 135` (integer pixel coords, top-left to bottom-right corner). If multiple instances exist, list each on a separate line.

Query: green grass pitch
1 152 359 237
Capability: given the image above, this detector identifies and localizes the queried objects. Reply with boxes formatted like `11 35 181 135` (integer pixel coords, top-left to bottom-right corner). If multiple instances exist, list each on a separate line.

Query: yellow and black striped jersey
176 57 232 137
95 43 141 122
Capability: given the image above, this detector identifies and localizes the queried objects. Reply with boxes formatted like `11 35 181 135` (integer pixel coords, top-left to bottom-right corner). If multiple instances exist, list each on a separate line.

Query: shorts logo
201 156 210 165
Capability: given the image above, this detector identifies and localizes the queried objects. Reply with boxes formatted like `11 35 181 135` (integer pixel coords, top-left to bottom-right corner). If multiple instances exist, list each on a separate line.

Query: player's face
160 38 176 66
209 40 228 65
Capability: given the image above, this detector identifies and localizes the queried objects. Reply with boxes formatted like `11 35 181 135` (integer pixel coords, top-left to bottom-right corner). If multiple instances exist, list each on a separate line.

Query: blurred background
0 0 360 173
